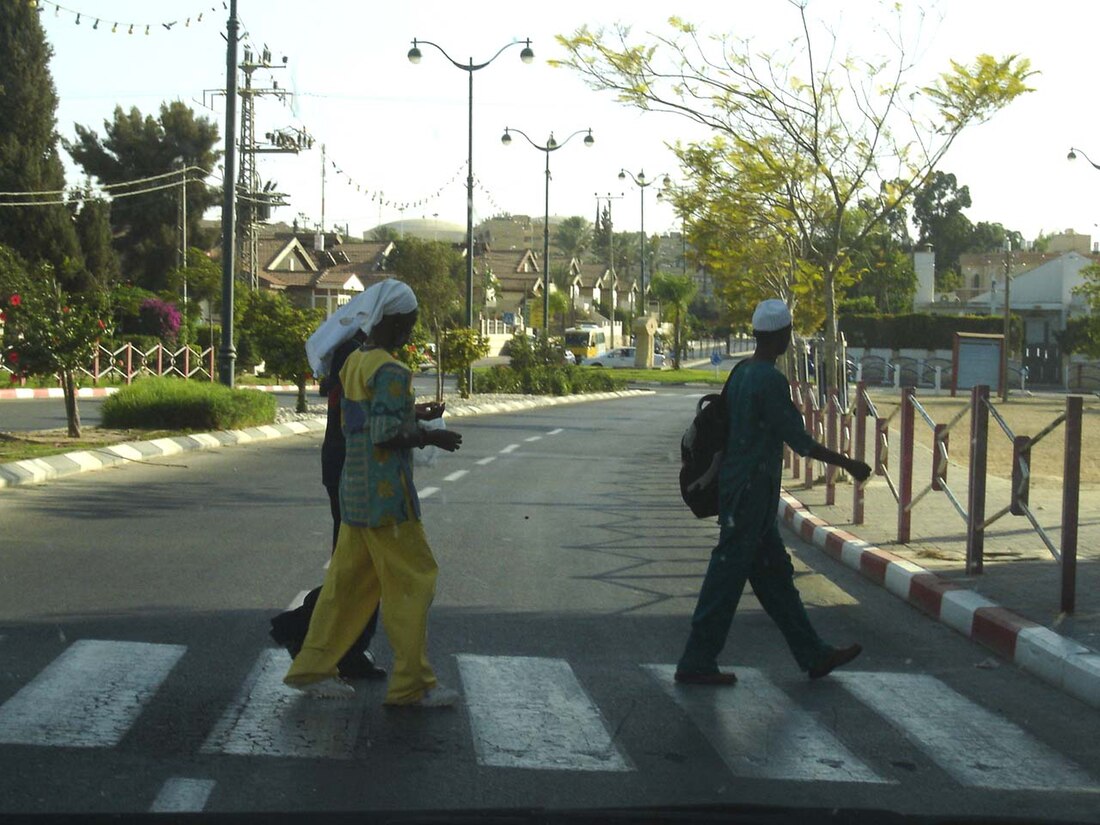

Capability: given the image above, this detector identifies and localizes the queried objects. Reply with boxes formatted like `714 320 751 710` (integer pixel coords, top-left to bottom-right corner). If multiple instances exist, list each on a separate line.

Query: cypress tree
74 196 120 289
0 3 84 282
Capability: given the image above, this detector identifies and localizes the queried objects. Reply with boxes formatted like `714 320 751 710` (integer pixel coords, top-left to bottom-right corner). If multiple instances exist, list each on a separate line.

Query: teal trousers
678 487 832 674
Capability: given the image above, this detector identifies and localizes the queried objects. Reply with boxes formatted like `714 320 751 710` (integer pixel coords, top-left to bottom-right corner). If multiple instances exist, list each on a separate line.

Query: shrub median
100 376 277 430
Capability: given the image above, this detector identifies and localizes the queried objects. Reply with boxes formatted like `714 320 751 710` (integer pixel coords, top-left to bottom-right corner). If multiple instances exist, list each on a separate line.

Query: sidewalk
778 426 1100 708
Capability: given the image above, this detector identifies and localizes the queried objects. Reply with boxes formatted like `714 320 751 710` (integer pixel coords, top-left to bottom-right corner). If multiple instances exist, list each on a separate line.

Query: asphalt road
0 390 1097 821
0 373 456 433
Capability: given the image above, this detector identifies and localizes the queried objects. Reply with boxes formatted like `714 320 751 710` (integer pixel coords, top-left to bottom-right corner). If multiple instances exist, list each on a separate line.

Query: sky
35 0 1100 246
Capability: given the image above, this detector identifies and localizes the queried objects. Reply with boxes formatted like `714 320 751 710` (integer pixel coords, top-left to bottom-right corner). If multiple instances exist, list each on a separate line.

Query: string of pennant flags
28 0 229 35
325 156 468 212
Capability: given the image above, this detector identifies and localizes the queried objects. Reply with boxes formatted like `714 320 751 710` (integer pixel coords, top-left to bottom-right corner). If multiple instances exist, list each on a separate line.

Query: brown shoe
808 644 862 680
674 669 738 686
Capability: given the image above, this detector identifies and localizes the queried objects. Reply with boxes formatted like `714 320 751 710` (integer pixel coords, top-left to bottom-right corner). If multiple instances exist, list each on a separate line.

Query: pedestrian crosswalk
0 638 1095 793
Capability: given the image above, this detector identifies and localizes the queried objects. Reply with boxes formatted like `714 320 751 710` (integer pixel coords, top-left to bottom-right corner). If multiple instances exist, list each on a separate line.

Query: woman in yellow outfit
286 279 462 705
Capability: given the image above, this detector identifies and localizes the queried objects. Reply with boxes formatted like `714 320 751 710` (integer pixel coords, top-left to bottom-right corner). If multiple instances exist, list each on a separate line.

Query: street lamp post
409 37 533 390
618 169 670 320
502 127 594 339
595 192 624 347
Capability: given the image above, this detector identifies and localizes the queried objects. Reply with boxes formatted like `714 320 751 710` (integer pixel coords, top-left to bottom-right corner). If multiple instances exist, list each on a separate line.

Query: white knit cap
305 279 418 377
751 299 792 332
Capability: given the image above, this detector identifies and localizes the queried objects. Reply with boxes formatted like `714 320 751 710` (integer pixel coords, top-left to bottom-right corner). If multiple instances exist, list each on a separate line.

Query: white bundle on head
305 279 418 377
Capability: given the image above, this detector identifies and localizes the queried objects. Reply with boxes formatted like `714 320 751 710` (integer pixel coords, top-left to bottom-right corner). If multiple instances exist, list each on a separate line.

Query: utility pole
595 192 623 347
177 161 188 308
1002 238 1012 402
218 0 239 387
236 46 311 289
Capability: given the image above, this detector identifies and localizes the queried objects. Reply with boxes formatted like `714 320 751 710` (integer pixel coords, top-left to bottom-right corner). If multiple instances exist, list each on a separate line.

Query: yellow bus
564 326 608 361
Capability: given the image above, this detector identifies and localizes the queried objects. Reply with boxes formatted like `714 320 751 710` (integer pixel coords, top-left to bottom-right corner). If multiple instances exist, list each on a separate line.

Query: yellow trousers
284 519 439 704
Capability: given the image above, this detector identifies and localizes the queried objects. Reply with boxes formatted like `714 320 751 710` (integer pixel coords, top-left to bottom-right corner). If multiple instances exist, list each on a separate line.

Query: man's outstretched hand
845 458 872 483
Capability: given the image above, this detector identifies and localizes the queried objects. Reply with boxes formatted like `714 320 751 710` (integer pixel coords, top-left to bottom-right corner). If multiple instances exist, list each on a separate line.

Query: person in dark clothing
674 299 872 686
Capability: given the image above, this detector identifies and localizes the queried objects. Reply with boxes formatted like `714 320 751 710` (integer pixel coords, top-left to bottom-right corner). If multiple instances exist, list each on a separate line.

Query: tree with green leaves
238 289 324 412
649 272 697 369
556 4 1034 389
0 2 85 285
0 253 111 437
66 102 222 292
554 216 593 263
912 171 974 287
388 236 463 399
73 197 121 289
1071 262 1100 358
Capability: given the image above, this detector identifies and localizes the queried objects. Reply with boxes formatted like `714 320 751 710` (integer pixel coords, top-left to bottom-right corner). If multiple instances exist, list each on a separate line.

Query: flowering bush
138 297 182 343
1 274 112 435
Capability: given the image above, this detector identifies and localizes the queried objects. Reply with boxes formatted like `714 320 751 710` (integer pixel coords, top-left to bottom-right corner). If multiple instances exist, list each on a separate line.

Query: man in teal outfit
676 299 872 685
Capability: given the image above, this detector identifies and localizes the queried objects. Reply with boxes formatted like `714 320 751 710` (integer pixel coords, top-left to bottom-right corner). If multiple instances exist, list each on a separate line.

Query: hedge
838 313 1022 350
101 377 277 430
473 364 625 395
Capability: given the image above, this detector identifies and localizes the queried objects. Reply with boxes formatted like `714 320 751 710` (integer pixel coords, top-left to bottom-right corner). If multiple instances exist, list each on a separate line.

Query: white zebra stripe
149 778 215 812
202 649 364 759
443 470 468 482
457 654 630 772
0 640 185 748
645 665 888 784
500 444 520 454
835 672 1096 790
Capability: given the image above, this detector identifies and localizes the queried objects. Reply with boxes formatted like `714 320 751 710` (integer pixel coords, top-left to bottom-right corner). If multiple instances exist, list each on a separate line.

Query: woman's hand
415 401 446 421
425 428 462 452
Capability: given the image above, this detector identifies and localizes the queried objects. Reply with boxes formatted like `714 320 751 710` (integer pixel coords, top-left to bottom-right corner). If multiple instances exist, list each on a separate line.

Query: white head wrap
751 298 793 332
305 279 418 377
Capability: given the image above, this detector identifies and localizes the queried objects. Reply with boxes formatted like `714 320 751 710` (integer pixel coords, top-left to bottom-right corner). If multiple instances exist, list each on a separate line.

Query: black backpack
679 362 743 518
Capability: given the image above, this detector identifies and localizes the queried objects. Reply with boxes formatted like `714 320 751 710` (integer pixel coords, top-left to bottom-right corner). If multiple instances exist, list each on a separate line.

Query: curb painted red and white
0 384 311 401
779 492 1100 708
0 386 120 400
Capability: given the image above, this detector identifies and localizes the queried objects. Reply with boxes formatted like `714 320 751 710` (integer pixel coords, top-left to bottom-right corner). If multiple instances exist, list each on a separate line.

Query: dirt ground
859 389 1100 487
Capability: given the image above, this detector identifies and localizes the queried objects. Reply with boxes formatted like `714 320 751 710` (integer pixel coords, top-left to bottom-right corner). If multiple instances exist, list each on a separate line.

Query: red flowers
96 319 106 330
5 352 18 363
8 294 20 307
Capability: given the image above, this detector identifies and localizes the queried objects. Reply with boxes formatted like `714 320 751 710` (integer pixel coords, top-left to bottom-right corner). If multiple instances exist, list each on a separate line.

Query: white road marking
457 654 631 772
419 486 439 499
150 778 216 812
646 665 888 784
287 590 310 610
524 436 542 443
443 470 469 482
476 456 497 466
0 640 185 748
500 444 520 454
835 672 1097 790
547 428 563 435
203 649 364 759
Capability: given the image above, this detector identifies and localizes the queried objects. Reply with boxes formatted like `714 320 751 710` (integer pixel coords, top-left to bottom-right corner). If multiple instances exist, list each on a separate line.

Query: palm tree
649 272 698 369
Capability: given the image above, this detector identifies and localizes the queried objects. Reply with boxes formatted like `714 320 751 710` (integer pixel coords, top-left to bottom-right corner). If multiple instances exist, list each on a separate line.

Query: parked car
582 347 665 368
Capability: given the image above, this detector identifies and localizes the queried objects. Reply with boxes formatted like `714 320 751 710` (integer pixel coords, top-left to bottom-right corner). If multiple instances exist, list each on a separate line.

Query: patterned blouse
338 347 421 528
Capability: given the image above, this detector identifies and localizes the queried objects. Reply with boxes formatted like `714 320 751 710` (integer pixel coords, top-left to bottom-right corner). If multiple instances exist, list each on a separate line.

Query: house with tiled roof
256 233 394 314
475 248 546 325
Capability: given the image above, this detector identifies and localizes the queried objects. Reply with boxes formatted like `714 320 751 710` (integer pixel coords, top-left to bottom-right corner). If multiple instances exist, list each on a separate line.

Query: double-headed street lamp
618 168 670 318
502 127 594 339
408 37 534 387
1067 146 1100 169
